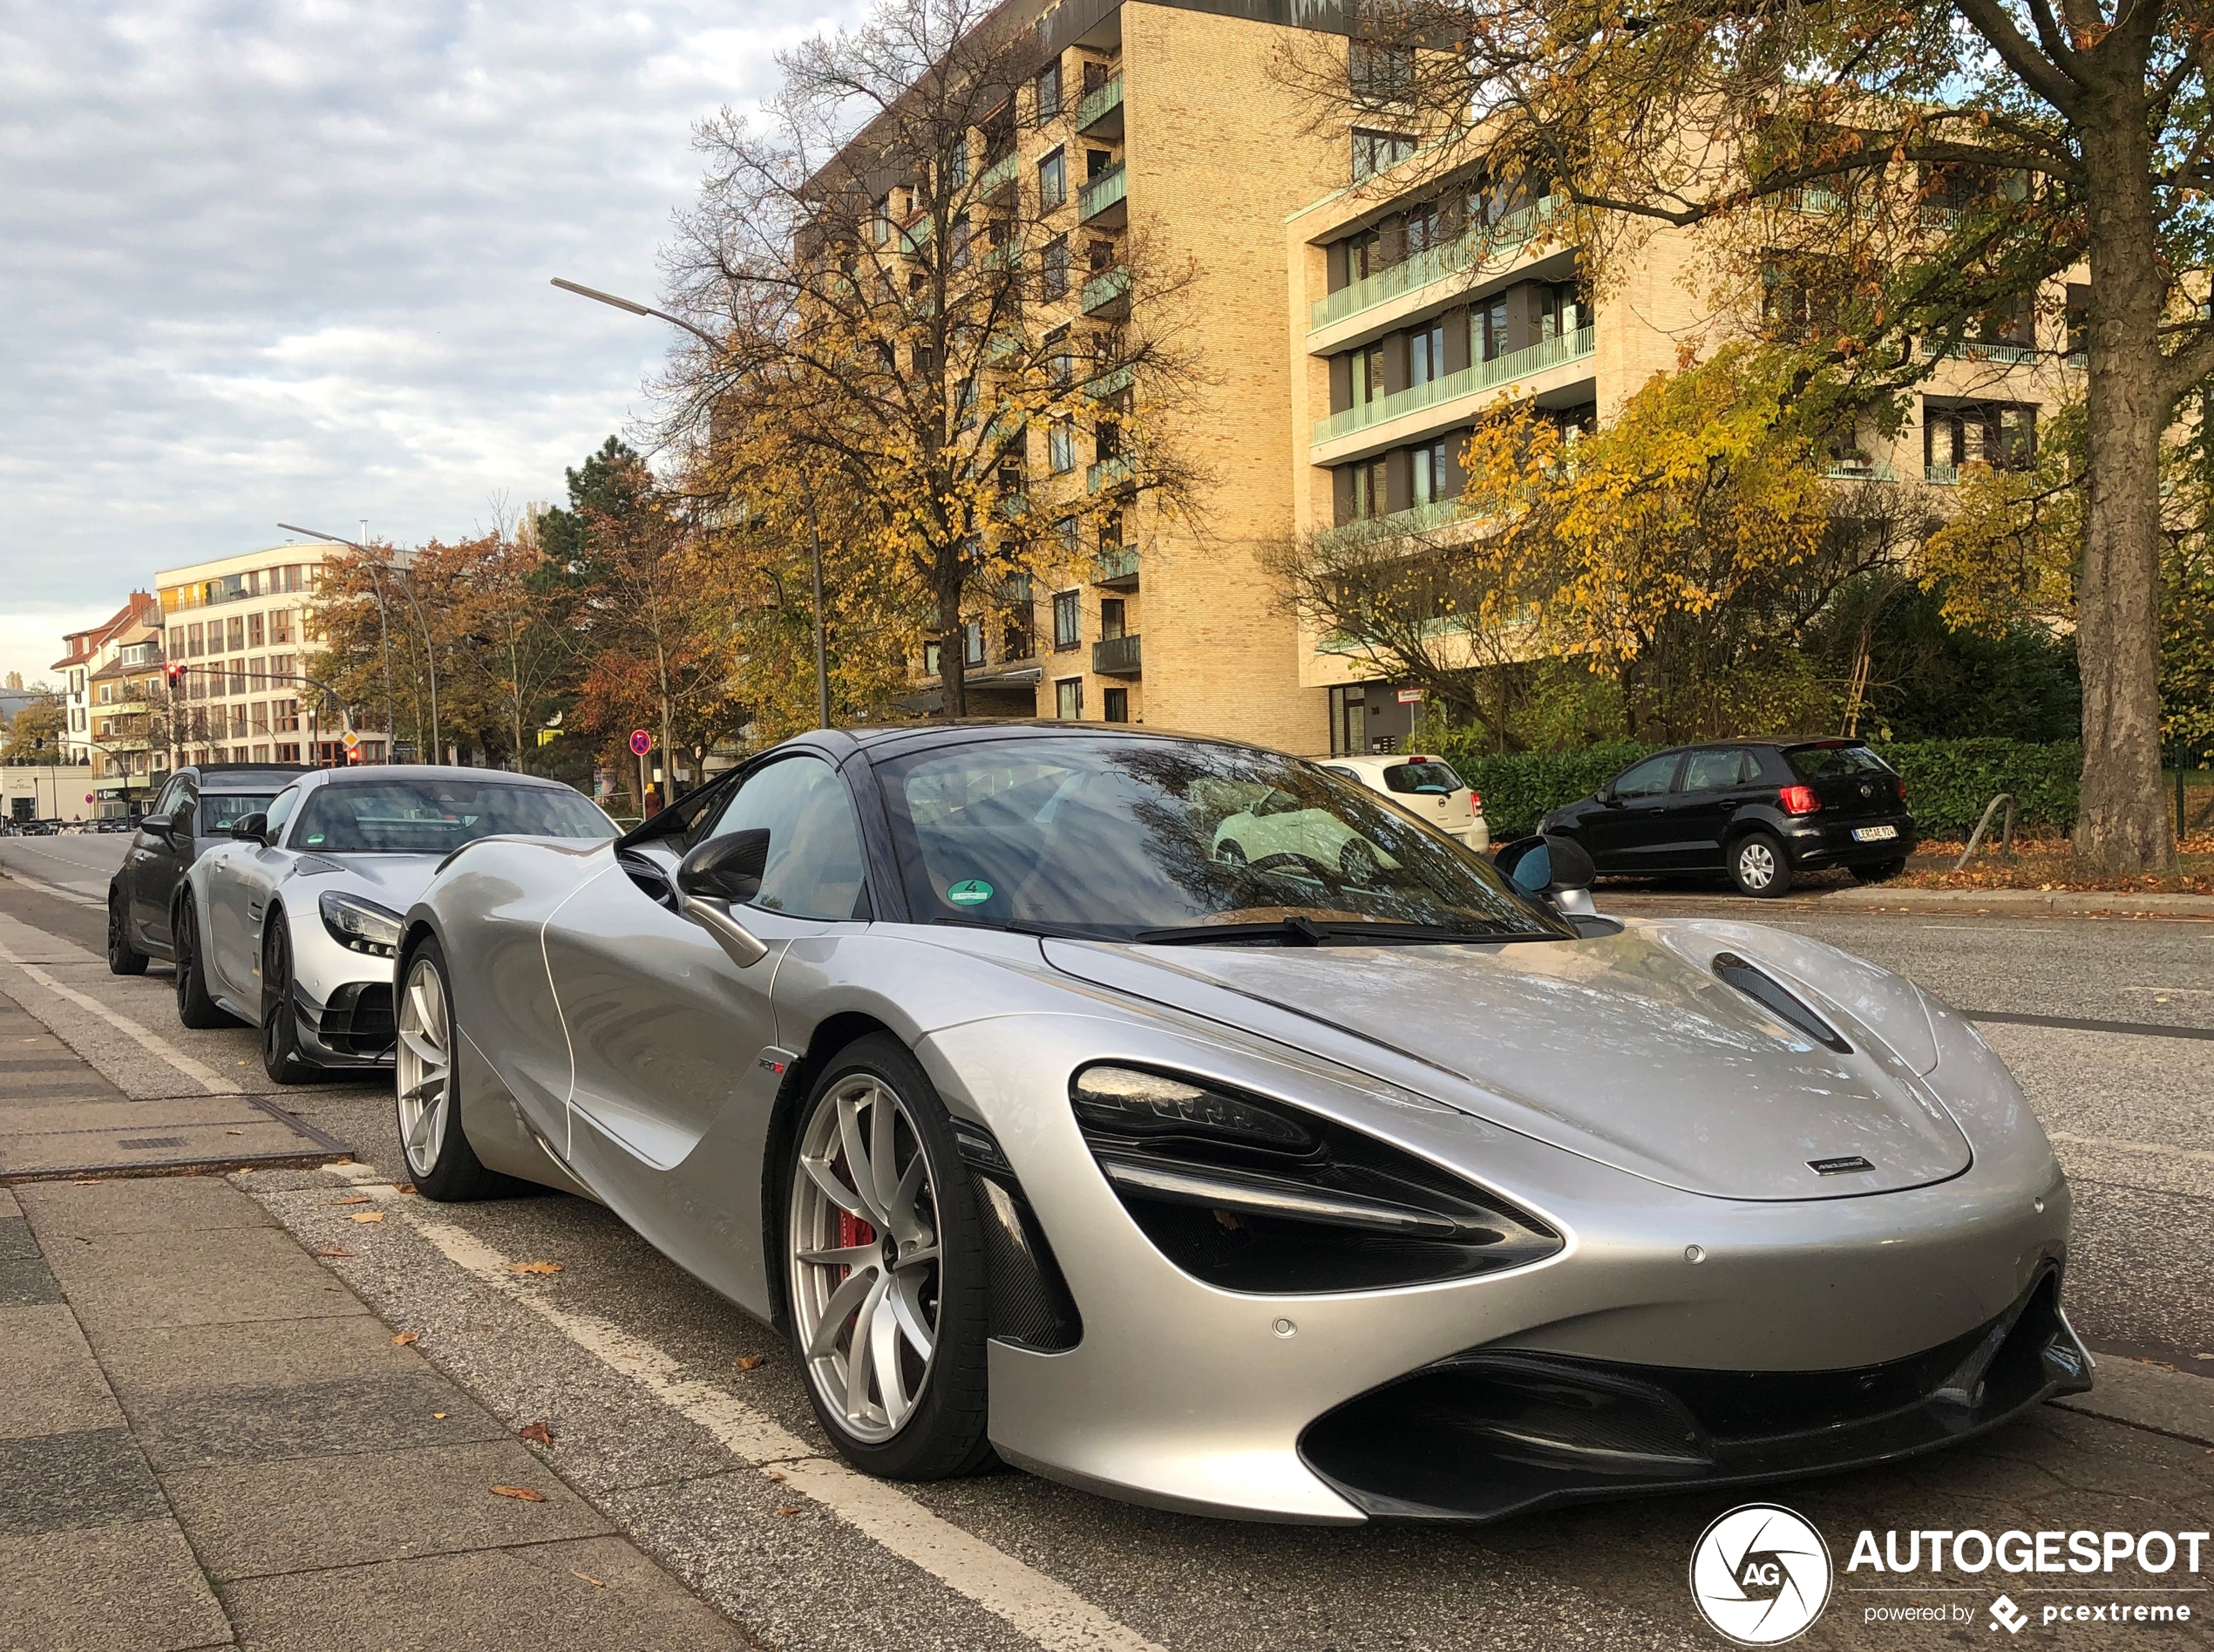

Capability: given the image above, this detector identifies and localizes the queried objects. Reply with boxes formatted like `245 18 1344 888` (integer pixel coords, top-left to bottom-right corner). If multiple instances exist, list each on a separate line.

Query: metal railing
1092 634 1142 676
1823 460 1897 481
1076 71 1122 131
1093 546 1139 584
1925 461 1960 485
1081 265 1131 316
1313 498 1471 555
1308 198 1559 334
976 152 1018 198
1078 163 1126 221
1087 453 1135 492
1311 325 1596 448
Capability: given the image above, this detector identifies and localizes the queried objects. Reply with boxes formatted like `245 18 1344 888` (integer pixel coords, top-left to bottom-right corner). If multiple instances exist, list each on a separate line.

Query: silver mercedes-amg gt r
397 724 2088 1523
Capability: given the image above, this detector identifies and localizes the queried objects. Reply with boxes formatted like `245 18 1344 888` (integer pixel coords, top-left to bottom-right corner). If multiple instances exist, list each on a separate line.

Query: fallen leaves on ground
735 1354 767 1371
432 1411 448 1419
764 1470 786 1483
391 1331 419 1346
349 1211 384 1224
394 1183 417 1194
224 1130 244 1137
519 1420 554 1446
491 1485 547 1502
313 1248 352 1259
507 1260 562 1275
571 1572 606 1588
328 1196 370 1206
775 1506 800 1518
71 1178 100 1186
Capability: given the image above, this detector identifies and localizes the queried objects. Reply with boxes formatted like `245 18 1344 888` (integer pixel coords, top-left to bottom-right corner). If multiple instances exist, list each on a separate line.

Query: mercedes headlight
320 891 404 957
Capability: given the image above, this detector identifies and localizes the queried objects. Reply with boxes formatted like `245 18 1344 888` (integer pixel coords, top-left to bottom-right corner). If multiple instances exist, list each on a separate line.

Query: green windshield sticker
947 880 995 905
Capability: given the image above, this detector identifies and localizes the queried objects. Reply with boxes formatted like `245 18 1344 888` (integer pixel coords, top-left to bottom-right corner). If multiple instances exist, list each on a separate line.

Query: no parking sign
629 729 652 757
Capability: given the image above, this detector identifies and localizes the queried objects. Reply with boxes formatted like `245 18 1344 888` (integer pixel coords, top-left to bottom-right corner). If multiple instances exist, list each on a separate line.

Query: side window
1680 750 1745 792
703 756 867 921
174 782 200 836
148 778 185 822
264 785 302 846
1611 754 1679 799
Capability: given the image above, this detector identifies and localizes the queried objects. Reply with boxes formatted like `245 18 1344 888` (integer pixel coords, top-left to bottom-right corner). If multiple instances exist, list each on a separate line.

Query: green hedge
1434 736 2082 840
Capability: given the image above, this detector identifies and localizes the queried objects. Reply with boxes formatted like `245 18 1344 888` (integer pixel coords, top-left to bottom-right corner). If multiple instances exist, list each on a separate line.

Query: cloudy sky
0 0 859 686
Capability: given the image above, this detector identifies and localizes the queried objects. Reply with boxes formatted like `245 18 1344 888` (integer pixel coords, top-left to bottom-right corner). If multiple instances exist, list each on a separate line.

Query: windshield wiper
1131 916 1521 948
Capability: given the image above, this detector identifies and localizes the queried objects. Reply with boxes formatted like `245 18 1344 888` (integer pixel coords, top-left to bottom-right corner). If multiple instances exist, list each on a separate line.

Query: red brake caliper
837 1207 876 1285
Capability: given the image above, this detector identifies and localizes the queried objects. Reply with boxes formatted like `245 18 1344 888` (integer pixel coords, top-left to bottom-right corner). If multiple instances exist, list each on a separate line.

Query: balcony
1308 198 1559 337
1076 71 1123 137
1087 453 1135 493
977 151 1019 199
1925 462 1960 485
1311 325 1596 453
1093 546 1139 587
899 215 934 255
1080 264 1131 318
1823 459 1897 481
1313 498 1473 556
1092 633 1142 676
1078 163 1126 227
1923 338 2042 367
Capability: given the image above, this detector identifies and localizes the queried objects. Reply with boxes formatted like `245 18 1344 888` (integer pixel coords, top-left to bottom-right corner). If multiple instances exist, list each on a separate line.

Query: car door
126 775 191 951
206 819 282 1003
545 751 871 1176
1664 748 1755 869
1580 751 1682 869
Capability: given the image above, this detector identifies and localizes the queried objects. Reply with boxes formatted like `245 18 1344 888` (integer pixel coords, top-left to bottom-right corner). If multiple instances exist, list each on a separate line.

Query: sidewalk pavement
0 1030 754 1650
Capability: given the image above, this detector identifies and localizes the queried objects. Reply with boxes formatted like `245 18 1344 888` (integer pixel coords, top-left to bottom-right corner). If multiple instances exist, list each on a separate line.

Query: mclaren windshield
876 736 1572 944
287 778 615 854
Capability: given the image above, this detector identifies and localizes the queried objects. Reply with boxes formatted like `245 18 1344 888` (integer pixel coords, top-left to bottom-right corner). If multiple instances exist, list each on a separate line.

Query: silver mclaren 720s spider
396 723 2088 1524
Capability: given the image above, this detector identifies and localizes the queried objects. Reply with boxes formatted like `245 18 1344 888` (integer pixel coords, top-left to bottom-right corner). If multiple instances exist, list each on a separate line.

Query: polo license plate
1853 825 1898 842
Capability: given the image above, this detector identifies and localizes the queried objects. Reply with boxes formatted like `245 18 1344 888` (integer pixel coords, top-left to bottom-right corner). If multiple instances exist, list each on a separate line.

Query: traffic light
166 663 186 693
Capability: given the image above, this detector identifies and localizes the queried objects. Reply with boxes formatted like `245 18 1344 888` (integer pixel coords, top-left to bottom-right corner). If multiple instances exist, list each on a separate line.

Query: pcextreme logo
1689 1504 1835 1645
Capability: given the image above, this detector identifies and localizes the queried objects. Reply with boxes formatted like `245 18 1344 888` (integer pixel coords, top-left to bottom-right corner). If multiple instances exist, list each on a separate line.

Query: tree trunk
939 562 968 720
2073 105 2176 872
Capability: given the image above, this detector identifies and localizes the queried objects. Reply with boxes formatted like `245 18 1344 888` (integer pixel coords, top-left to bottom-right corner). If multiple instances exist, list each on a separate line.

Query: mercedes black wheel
259 911 321 1084
106 889 148 976
784 1033 992 1480
173 891 241 1029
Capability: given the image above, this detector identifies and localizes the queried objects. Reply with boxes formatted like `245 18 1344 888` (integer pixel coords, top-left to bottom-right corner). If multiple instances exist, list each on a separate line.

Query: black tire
106 888 148 976
259 911 321 1084
394 937 515 1200
173 890 241 1029
1216 839 1248 867
1851 857 1907 884
1728 831 1793 898
783 1033 993 1480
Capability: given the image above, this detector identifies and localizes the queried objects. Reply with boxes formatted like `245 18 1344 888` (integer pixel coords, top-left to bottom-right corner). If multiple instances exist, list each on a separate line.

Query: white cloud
0 0 863 676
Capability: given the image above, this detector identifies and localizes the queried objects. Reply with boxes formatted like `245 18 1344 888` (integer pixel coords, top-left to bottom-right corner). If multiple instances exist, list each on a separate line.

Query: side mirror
1495 832 1600 916
674 829 771 967
230 812 270 846
1597 782 1621 806
140 812 174 840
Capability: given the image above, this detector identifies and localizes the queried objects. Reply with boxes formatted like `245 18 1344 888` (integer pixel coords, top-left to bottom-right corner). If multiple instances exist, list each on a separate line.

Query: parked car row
101 727 2042 1534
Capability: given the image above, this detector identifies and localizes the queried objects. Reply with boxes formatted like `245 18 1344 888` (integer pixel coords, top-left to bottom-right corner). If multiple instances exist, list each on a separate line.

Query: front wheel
784 1034 992 1480
260 912 321 1084
173 891 241 1029
395 939 512 1200
1728 832 1793 899
107 890 148 976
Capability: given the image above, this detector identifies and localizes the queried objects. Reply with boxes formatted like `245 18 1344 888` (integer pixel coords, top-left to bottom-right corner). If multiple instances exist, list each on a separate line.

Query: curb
1809 887 2214 918
2054 1356 2214 1448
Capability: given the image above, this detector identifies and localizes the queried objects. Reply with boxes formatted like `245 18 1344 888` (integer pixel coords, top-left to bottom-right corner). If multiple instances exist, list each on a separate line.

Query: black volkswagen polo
1540 738 1917 897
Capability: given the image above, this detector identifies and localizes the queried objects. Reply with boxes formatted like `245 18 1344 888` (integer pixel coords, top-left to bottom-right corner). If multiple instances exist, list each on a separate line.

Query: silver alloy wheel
789 1075 942 1444
1736 839 1778 891
396 957 452 1176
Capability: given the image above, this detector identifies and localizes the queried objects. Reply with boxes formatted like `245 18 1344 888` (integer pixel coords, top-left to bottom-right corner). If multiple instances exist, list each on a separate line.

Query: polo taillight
1779 785 1821 815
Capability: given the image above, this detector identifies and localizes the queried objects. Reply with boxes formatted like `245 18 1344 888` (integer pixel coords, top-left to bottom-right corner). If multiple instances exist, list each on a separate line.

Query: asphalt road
3 856 2211 1651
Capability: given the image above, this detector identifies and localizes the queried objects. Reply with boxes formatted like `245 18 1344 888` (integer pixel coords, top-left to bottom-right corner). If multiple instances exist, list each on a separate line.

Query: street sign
84 793 93 805
342 731 360 750
1396 687 1425 704
629 729 652 757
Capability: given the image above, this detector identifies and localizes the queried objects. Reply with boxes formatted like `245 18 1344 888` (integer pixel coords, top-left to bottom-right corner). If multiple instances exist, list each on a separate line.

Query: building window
949 216 973 269
247 612 264 648
1053 590 1081 649
1040 235 1069 299
1409 317 1446 387
1038 147 1067 211
923 639 942 677
187 623 204 657
1538 280 1586 339
228 615 246 651
1099 598 1125 641
1925 400 2037 474
1004 617 1034 661
872 195 893 245
270 609 293 645
1103 687 1129 723
1056 677 1083 719
965 620 985 666
1048 422 1076 473
1412 438 1455 506
1348 40 1414 104
1349 456 1388 520
947 141 968 189
1476 295 1510 362
1036 61 1063 120
1351 128 1416 181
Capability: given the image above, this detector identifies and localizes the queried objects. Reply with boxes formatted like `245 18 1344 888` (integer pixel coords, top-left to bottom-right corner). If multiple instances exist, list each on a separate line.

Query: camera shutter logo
1688 1503 1833 1645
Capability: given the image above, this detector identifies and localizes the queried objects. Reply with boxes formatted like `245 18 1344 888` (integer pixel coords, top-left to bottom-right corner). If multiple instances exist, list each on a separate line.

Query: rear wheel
1851 858 1906 884
259 912 321 1084
1728 832 1792 899
784 1034 991 1480
173 891 241 1029
395 939 511 1200
106 889 148 976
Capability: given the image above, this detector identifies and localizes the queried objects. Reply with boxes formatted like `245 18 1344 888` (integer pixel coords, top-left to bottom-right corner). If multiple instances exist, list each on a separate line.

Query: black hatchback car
106 763 306 974
1540 739 1916 897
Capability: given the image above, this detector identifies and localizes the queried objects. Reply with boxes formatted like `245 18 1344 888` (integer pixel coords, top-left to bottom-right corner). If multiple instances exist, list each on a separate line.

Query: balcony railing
1093 634 1142 676
1093 546 1139 586
1313 497 1472 556
1087 453 1135 492
899 216 934 255
1823 459 1897 481
1076 71 1123 133
1081 265 1131 316
1078 163 1126 223
1923 338 2042 366
977 152 1019 199
1925 462 1960 485
1308 198 1559 335
1312 325 1596 448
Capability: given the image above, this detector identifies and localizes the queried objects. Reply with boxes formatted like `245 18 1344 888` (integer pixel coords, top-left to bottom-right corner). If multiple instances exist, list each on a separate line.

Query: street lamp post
279 524 438 763
550 276 832 731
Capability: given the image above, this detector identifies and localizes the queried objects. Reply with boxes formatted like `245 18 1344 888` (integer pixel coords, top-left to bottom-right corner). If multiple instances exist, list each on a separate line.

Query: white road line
0 934 232 1094
0 865 106 908
2050 1132 2214 1168
322 1165 1165 1652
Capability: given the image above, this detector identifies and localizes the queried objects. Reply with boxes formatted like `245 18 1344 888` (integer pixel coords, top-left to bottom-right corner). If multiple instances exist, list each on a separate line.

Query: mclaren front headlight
320 890 404 957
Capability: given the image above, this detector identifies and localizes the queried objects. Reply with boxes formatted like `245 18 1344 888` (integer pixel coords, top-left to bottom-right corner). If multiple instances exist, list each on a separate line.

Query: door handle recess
678 893 770 967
